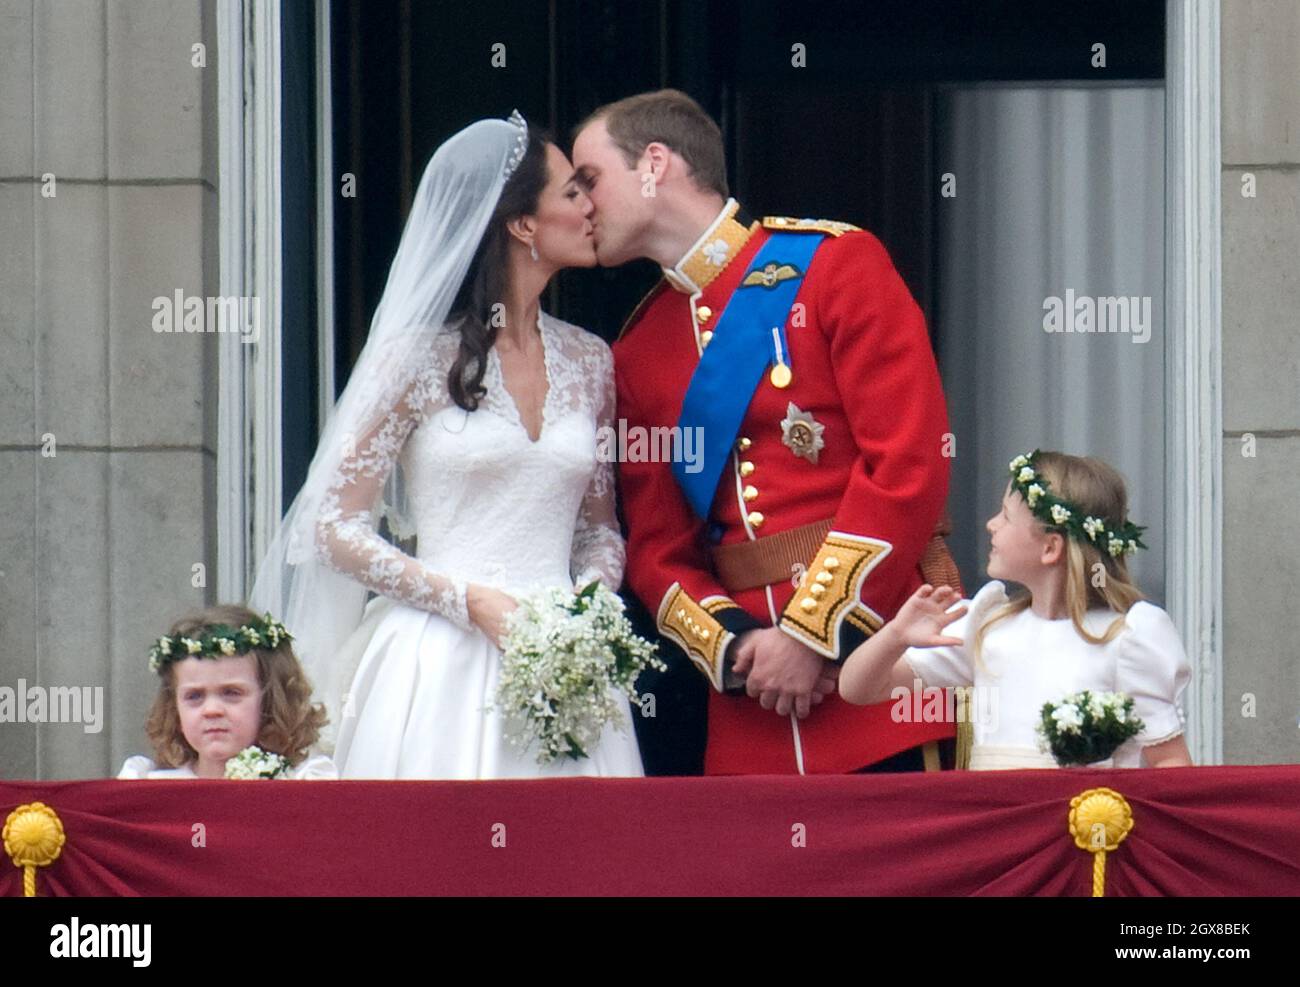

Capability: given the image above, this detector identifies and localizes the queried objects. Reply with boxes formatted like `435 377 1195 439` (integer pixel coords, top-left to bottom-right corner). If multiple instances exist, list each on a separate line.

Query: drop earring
530 243 539 261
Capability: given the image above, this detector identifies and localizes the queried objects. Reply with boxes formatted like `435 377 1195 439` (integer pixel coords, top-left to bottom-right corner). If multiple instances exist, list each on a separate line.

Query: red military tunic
613 199 958 774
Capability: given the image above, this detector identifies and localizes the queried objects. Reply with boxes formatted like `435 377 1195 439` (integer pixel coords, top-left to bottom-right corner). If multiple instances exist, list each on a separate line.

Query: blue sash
673 231 823 518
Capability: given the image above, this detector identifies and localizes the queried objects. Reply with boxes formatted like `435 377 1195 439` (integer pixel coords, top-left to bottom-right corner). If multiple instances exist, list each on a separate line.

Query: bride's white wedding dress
315 311 645 779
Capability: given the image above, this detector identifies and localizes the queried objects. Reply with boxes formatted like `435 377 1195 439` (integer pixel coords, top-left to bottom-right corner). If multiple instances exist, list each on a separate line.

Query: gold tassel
4 802 66 897
954 686 973 770
1067 787 1133 897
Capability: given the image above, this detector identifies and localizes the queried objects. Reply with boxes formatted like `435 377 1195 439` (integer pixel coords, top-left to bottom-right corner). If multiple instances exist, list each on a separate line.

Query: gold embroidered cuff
658 584 735 692
778 532 891 659
843 604 884 638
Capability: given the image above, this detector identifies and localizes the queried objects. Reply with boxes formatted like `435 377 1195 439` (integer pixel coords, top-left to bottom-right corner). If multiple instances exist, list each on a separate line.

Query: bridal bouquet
224 745 290 779
495 581 665 765
1036 690 1144 767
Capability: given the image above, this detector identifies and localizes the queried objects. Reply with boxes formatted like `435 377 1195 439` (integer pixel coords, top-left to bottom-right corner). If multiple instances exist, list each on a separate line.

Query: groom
572 90 962 774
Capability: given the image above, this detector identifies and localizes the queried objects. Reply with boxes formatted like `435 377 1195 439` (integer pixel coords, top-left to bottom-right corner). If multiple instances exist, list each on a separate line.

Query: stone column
0 0 220 779
1221 1 1300 764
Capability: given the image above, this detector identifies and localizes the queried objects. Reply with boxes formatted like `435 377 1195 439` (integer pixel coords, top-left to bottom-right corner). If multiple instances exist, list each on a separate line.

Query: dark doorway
329 0 1162 372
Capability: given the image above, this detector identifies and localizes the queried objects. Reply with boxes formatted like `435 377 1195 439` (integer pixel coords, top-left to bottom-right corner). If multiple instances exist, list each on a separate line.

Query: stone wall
1220 0 1300 764
0 0 218 778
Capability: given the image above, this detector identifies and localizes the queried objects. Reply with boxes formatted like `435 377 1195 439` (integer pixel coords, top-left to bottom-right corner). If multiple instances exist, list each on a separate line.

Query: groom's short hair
577 89 728 199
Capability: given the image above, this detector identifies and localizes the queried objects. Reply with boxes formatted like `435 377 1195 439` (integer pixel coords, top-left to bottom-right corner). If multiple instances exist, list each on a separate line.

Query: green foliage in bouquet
1036 690 1144 766
496 581 665 765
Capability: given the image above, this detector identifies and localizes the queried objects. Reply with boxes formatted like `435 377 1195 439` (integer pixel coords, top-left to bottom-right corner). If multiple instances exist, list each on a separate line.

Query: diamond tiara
504 108 529 181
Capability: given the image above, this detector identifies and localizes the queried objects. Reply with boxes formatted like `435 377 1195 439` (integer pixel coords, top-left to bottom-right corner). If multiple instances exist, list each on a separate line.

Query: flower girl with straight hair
839 450 1193 770
118 604 336 779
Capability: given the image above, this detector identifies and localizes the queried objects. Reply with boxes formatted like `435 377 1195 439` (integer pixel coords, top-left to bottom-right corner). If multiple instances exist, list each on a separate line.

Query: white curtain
934 83 1166 602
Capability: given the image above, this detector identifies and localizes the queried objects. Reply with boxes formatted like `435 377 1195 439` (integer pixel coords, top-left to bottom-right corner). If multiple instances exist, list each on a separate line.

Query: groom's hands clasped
731 628 838 719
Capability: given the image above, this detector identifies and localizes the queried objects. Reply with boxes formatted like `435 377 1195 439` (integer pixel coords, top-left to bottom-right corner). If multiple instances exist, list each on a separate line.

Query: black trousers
853 743 928 773
855 737 962 773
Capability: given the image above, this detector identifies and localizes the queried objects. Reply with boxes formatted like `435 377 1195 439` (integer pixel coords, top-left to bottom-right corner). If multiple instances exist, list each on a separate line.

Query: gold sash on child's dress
969 745 1058 771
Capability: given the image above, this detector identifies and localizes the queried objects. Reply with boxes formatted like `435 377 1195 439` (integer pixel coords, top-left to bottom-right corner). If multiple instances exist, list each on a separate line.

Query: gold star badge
780 403 825 464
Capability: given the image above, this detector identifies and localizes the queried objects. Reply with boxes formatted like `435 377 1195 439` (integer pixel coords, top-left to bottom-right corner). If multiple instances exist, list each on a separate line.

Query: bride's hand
466 584 519 649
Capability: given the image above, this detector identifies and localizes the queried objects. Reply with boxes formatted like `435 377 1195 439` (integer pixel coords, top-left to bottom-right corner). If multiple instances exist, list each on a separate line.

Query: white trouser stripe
763 582 805 775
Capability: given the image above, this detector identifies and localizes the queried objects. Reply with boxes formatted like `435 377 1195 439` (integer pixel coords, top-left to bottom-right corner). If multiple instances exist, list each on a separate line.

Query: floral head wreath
148 612 294 675
1008 451 1147 558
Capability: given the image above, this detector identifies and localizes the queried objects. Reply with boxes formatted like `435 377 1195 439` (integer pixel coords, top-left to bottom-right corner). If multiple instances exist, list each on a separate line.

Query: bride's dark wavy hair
447 123 552 412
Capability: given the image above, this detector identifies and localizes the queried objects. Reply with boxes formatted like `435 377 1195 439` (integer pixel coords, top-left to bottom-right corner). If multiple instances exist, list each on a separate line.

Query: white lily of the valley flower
225 745 289 779
495 583 663 765
1049 504 1071 525
1052 703 1083 733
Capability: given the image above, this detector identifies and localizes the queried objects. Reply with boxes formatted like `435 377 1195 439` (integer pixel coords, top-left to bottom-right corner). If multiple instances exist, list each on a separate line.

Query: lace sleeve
570 341 626 590
314 363 473 631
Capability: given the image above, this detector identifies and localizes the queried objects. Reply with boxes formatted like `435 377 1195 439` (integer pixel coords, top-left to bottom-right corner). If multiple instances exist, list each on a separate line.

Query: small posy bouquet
1037 690 1144 767
224 745 290 779
495 581 665 765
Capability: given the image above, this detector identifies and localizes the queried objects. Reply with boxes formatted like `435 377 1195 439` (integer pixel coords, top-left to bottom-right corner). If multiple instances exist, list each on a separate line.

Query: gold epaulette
616 277 669 341
761 216 861 237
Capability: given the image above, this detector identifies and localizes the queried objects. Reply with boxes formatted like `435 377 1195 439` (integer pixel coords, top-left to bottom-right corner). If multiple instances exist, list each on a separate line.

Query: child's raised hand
889 585 968 649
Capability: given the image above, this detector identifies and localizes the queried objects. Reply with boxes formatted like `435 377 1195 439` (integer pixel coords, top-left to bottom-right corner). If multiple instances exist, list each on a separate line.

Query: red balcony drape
3 765 1297 896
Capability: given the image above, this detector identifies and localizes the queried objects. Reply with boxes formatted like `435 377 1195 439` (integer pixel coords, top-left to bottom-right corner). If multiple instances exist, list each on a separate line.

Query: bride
250 111 644 779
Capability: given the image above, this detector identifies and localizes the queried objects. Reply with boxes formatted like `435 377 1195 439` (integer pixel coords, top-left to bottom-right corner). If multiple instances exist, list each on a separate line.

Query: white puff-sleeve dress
900 581 1191 769
117 753 339 779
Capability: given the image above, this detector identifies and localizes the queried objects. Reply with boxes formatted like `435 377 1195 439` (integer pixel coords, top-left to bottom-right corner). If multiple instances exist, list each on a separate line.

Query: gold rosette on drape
1068 787 1133 897
4 802 66 897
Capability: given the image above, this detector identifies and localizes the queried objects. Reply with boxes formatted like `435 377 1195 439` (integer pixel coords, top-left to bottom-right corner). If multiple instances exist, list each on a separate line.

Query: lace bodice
314 312 624 631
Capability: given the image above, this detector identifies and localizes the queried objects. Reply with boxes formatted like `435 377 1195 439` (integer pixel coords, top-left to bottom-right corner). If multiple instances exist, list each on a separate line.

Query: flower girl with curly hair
840 450 1193 770
118 604 336 779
